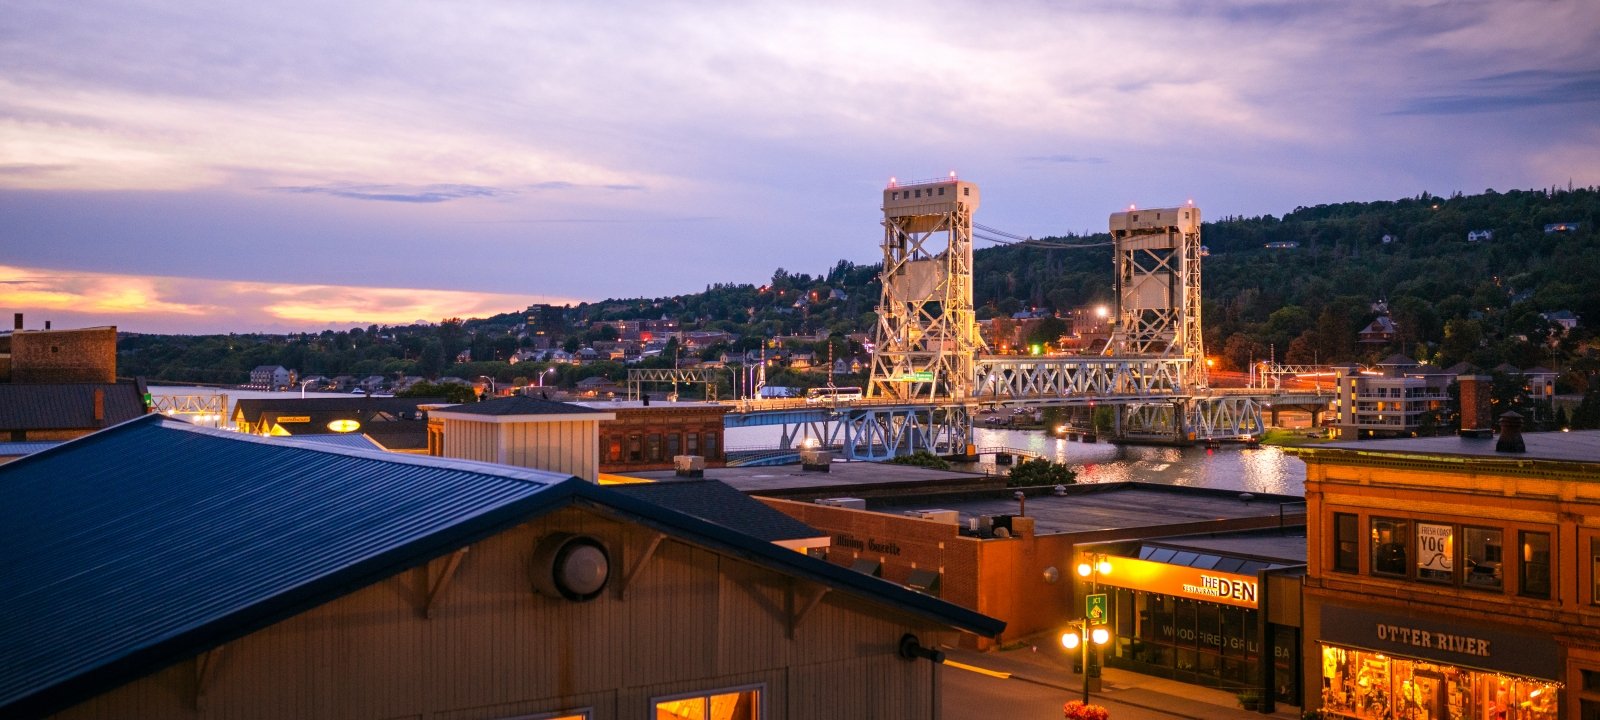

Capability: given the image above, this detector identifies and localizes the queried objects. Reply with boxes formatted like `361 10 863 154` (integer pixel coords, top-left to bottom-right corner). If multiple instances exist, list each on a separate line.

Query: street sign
895 371 935 382
1086 593 1108 624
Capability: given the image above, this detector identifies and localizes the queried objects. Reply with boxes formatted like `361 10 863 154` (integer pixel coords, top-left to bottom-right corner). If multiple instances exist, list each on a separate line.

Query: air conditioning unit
816 497 867 510
904 509 959 524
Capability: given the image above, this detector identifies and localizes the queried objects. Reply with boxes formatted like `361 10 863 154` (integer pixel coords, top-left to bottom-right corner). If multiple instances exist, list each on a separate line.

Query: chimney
673 454 705 478
45 320 51 330
93 388 105 424
1457 375 1493 438
1496 412 1526 454
12 313 20 331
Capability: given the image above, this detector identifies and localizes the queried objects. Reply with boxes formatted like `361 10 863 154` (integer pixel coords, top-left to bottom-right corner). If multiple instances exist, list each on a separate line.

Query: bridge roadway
635 356 1330 460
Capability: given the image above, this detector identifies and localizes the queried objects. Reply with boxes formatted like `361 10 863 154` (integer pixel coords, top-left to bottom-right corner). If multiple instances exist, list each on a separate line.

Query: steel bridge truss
627 368 719 401
868 178 985 403
748 404 974 461
149 394 228 427
1120 396 1267 442
1106 207 1206 389
972 356 1192 401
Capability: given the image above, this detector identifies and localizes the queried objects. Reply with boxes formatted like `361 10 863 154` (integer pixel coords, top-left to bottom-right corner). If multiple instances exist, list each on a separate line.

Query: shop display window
1520 531 1552 598
1109 590 1282 697
1416 522 1454 583
1463 527 1503 590
1321 646 1557 720
1334 513 1360 573
1372 518 1411 577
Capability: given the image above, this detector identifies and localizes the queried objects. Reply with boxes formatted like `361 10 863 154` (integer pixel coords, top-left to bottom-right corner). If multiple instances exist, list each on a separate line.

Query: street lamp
300 377 316 399
1063 552 1114 703
537 367 556 387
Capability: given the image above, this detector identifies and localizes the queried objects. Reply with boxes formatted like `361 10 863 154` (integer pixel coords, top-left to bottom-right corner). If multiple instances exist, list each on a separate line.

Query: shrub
1007 458 1077 487
1063 700 1110 720
888 450 951 471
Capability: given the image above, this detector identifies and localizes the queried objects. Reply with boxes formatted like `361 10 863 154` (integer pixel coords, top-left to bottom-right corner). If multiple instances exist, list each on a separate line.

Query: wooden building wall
441 419 600 482
50 507 947 720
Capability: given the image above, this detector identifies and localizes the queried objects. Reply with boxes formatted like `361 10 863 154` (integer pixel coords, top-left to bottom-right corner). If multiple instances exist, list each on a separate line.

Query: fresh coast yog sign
1098 556 1260 609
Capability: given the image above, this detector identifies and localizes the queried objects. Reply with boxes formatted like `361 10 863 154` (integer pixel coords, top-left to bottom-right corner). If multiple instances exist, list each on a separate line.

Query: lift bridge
664 175 1306 462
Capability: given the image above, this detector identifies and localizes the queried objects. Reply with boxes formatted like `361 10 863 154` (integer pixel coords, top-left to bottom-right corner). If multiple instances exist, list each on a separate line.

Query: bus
804 386 863 404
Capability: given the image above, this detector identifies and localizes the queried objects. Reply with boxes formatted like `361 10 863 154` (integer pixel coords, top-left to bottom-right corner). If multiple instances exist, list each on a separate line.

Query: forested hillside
120 186 1600 396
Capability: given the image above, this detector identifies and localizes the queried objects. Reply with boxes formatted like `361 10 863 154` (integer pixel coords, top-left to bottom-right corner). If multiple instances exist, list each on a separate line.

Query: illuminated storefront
1094 550 1304 706
1318 605 1561 720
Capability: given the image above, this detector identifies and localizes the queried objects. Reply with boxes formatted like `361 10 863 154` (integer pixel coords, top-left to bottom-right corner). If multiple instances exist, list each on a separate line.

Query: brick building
581 401 731 473
0 315 117 384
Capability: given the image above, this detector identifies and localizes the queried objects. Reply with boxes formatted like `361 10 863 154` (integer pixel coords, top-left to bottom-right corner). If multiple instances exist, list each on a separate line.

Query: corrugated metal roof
0 415 571 717
0 382 146 431
270 433 385 451
0 441 63 456
611 479 825 543
1 415 1003 716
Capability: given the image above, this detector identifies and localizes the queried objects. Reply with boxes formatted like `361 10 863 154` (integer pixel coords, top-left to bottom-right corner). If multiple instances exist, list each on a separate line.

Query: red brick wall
598 406 730 472
7 327 117 383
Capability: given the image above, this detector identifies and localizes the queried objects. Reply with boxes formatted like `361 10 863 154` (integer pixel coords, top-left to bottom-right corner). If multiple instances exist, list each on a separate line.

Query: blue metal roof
0 441 62 457
0 415 573 717
271 432 386 451
1 415 1003 717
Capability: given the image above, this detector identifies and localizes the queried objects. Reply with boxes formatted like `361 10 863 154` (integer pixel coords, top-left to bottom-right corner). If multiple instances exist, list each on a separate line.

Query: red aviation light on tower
1129 203 1137 211
888 176 898 188
948 170 957 180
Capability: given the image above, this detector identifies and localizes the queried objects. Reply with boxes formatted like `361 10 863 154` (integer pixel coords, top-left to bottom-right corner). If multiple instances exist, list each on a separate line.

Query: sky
3 0 1598 334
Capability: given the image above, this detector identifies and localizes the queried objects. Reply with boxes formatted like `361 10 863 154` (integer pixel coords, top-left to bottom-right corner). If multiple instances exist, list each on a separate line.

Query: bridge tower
1105 205 1206 389
868 175 986 402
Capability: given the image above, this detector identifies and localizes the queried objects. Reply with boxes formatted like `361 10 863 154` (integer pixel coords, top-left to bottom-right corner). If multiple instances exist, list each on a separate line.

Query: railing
887 173 958 188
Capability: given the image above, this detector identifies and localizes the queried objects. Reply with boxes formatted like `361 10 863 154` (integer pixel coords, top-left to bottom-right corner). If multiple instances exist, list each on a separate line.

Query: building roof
0 441 63 457
1304 430 1600 466
1376 352 1417 366
271 433 386 451
1 416 1000 716
868 483 1304 536
231 396 444 425
0 382 147 431
611 479 825 544
429 395 614 419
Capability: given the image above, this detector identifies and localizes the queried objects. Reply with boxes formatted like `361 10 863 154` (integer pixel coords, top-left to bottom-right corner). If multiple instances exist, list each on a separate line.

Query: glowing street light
1066 552 1114 702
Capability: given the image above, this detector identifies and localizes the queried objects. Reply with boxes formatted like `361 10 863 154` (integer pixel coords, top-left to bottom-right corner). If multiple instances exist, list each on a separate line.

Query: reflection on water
727 425 1306 496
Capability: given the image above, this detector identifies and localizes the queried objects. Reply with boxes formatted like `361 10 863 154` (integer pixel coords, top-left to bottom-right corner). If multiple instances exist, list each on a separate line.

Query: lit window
654 686 761 720
1333 513 1359 573
1415 522 1453 583
1370 518 1409 577
1464 527 1503 590
1521 531 1552 598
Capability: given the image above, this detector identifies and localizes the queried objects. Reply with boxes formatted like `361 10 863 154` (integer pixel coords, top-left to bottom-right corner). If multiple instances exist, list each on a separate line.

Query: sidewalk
942 640 1302 720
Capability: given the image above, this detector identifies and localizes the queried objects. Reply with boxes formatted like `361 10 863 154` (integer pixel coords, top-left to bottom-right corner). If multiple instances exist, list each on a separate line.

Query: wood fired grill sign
1097 556 1260 609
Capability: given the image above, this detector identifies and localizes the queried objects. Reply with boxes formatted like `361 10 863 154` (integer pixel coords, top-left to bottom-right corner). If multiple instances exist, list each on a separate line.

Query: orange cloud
0 265 581 334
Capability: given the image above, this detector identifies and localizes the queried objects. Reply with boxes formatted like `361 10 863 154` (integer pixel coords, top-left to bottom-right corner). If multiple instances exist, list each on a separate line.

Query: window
686 432 699 456
1416 522 1454 583
1463 527 1503 590
666 433 681 458
1371 518 1409 577
963 187 970 196
628 434 643 462
654 686 761 720
937 187 945 196
1521 531 1552 598
704 432 719 459
1333 513 1359 573
646 433 662 462
1593 538 1600 604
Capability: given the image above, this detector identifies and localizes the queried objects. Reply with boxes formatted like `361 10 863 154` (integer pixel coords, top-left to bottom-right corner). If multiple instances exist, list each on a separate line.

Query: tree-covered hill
119 186 1600 393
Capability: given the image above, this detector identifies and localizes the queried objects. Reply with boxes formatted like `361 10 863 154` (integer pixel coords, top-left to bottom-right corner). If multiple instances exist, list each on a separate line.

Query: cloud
1024 154 1110 165
267 183 512 203
1392 68 1600 115
0 264 581 334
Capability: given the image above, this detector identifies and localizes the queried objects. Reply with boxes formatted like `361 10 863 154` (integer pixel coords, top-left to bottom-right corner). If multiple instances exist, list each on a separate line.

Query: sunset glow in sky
3 1 1597 333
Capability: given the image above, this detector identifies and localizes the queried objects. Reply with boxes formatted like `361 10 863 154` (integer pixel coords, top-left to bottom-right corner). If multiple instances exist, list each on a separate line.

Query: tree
398 381 477 404
1007 459 1077 487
